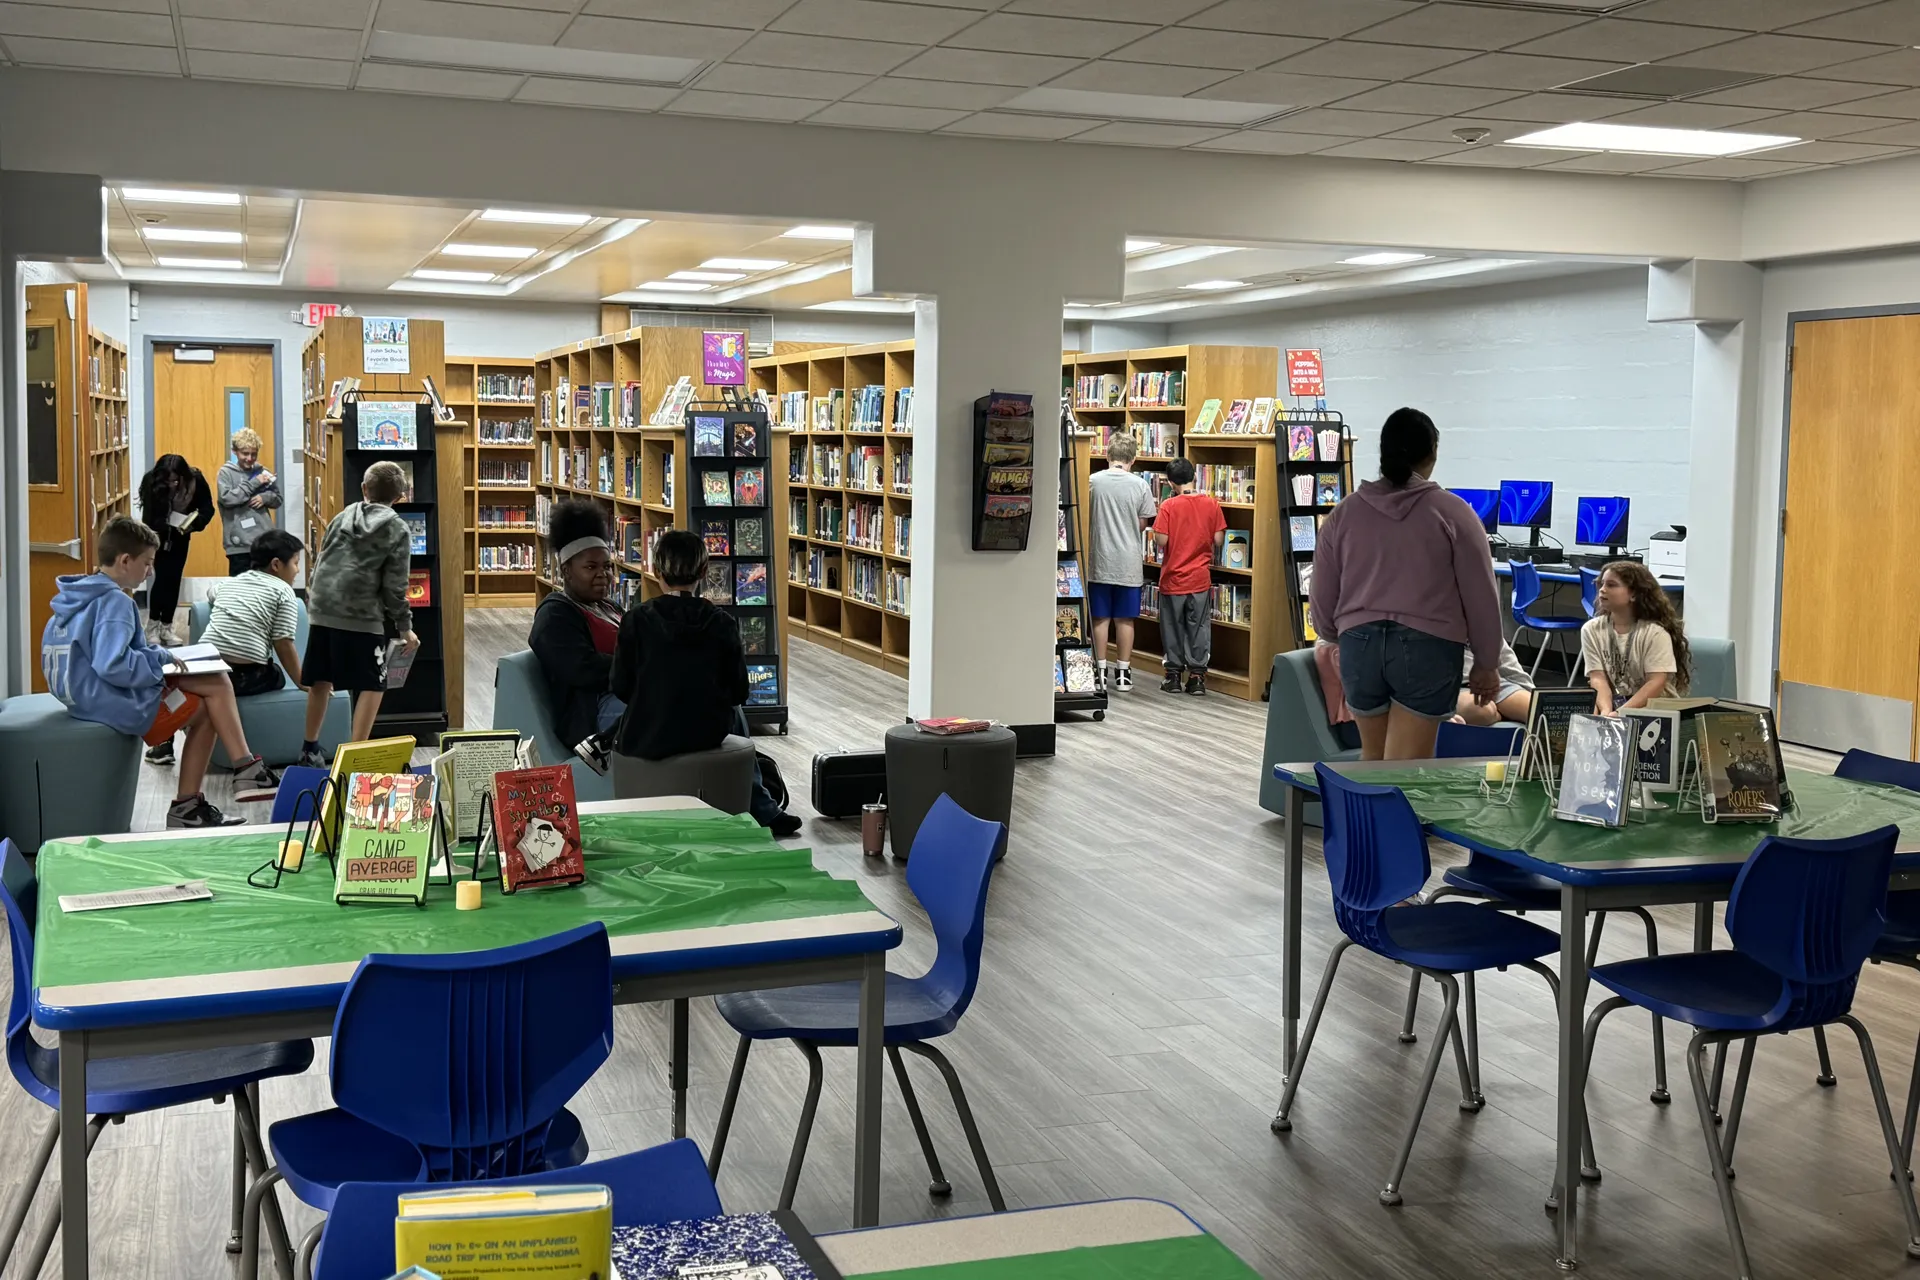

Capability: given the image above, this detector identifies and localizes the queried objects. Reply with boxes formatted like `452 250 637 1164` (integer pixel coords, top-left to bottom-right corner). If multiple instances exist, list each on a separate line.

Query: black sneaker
145 739 175 765
1093 668 1107 696
1161 669 1184 693
765 811 803 838
167 794 246 828
1186 673 1207 696
296 748 329 770
1113 667 1133 693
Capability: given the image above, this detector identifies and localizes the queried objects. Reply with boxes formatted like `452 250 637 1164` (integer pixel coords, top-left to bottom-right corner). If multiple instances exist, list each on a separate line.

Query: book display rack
1055 413 1105 721
441 355 541 608
687 404 786 731
1277 410 1352 645
87 329 130 523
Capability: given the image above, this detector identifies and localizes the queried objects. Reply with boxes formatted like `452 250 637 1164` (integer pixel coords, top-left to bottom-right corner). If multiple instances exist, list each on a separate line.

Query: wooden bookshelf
443 355 539 608
1072 344 1287 702
87 329 130 522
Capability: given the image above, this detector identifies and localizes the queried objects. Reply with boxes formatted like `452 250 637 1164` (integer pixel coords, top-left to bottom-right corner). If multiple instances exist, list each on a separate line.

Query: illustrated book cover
489 764 584 891
435 729 522 841
701 470 732 506
1523 688 1599 780
692 415 726 457
746 661 780 706
1695 710 1784 822
1555 714 1632 828
317 736 416 853
333 772 437 906
734 466 766 506
736 561 769 606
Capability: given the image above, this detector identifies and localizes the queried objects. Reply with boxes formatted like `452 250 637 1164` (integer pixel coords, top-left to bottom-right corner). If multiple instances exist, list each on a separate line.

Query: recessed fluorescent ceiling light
1125 239 1164 254
481 208 592 226
1002 87 1281 127
1342 252 1430 266
120 187 241 206
442 243 535 259
1180 280 1247 291
1505 121 1799 156
701 257 788 271
783 225 857 240
808 299 915 313
154 256 245 269
414 268 495 282
142 227 243 244
367 29 702 84
636 280 710 292
669 270 745 282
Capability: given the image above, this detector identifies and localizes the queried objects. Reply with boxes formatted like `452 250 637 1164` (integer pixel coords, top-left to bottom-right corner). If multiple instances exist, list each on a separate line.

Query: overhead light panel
154 256 245 269
636 280 710 292
701 257 788 271
669 270 745 282
481 208 593 226
1125 239 1164 254
142 227 243 244
1001 87 1282 127
414 268 495 282
1342 252 1431 266
1180 280 1248 291
1504 121 1799 157
442 243 536 259
367 29 702 85
121 187 242 206
783 225 857 241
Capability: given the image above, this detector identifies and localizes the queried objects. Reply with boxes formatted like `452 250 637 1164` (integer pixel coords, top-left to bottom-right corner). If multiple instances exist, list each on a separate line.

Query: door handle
30 538 83 559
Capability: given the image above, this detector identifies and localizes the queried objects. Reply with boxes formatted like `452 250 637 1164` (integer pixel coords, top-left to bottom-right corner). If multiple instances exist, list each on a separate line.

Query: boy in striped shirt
200 529 305 700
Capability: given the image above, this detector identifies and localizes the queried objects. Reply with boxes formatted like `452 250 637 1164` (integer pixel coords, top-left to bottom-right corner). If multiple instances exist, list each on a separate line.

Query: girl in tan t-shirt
1581 560 1691 714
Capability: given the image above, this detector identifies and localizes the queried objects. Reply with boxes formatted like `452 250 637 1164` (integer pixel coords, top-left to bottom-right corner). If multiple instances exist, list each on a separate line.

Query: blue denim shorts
1338 620 1467 721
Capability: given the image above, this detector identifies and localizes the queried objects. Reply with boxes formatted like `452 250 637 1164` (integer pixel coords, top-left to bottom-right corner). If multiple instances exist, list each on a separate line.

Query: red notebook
489 764 584 891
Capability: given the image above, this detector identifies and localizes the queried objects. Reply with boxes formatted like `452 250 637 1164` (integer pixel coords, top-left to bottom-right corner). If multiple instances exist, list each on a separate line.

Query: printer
1649 526 1686 581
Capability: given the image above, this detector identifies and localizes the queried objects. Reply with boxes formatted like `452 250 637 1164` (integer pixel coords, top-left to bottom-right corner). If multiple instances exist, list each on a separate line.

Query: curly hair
1603 560 1690 694
547 499 609 557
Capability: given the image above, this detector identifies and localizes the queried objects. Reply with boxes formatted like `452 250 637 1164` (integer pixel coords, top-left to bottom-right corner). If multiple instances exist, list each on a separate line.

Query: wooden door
25 285 88 693
1779 314 1920 757
151 344 275 579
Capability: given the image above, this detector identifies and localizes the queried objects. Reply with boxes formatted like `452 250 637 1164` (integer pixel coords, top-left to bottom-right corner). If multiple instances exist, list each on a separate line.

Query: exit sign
301 302 341 327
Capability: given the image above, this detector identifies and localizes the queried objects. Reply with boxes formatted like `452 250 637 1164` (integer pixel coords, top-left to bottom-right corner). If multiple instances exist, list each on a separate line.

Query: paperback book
1289 515 1317 551
1218 528 1251 569
1623 709 1680 792
693 415 726 457
399 511 429 555
1191 399 1223 435
734 467 766 506
1248 397 1276 436
1222 399 1252 433
1062 647 1097 693
1056 600 1086 643
489 764 584 891
740 615 770 655
381 639 417 691
407 571 432 606
746 661 780 706
434 729 522 841
1695 710 1784 822
701 470 732 506
736 561 769 605
395 1185 611 1280
1287 422 1316 461
333 772 437 906
1057 561 1084 597
736 516 766 556
1523 687 1599 780
317 736 417 853
1315 472 1344 505
1555 714 1632 828
733 418 762 457
699 562 734 605
356 401 417 451
701 518 731 557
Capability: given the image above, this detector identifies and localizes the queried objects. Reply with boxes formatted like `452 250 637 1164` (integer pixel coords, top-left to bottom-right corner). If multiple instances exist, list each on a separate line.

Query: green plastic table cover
857 1235 1261 1280
1287 765 1920 869
34 810 874 992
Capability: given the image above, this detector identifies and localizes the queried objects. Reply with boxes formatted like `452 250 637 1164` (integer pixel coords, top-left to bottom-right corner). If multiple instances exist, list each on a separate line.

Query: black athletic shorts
302 624 386 694
229 660 286 697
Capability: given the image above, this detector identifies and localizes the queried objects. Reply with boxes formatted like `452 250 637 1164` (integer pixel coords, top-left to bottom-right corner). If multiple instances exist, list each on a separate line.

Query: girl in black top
138 454 214 644
527 501 624 751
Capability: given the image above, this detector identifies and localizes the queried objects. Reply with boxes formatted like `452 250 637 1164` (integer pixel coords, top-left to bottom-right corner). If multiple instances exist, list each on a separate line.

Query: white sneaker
1114 667 1134 693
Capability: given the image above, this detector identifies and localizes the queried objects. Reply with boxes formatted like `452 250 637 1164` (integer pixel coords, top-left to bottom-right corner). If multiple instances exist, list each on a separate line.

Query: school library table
31 796 901 1280
1271 759 1920 1271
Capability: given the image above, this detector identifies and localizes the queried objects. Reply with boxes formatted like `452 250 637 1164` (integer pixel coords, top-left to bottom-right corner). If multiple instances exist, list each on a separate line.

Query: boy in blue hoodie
42 516 279 828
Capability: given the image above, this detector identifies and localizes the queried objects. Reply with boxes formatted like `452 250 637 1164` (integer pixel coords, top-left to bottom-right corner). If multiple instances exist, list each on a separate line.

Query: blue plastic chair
1579 566 1602 618
1579 827 1920 1275
312 1139 720 1280
1434 720 1521 758
708 793 1007 1212
0 840 314 1275
1271 765 1560 1206
243 923 613 1278
1509 560 1588 683
269 766 332 825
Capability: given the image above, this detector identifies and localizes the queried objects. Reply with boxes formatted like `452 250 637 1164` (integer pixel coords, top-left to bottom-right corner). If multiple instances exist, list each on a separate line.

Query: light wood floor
12 611 1920 1280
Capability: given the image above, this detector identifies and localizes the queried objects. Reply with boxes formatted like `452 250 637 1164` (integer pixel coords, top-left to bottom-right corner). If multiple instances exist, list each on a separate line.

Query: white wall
768 311 911 346
1170 268 1697 552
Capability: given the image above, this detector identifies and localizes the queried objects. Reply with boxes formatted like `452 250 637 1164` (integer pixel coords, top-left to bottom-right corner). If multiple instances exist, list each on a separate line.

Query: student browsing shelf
1582 560 1689 714
1150 457 1225 696
1086 433 1156 694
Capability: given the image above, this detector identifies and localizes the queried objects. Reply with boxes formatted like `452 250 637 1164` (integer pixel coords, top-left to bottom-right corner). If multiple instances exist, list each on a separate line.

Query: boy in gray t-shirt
1085 435 1157 693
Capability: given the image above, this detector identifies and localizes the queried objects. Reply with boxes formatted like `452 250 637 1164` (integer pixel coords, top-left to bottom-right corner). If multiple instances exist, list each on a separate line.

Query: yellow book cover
394 1185 612 1280
315 736 417 853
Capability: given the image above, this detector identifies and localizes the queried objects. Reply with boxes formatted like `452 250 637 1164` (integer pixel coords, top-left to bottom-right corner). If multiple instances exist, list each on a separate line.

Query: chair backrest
331 922 614 1181
0 842 37 1066
313 1139 721 1280
1726 826 1897 1024
1835 748 1920 793
1579 567 1601 618
269 765 333 825
1435 721 1521 758
1508 560 1542 616
1689 636 1738 700
904 794 1006 1018
1314 764 1430 949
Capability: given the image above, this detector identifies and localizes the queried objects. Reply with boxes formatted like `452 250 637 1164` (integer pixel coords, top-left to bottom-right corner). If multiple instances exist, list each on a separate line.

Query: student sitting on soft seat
201 529 306 698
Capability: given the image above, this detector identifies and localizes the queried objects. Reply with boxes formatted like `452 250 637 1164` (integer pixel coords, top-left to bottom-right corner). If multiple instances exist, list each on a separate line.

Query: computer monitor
1498 480 1554 553
1448 488 1499 536
1576 496 1630 552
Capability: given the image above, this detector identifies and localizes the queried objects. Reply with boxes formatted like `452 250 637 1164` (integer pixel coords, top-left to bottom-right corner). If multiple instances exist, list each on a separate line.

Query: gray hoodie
308 501 412 637
216 461 282 555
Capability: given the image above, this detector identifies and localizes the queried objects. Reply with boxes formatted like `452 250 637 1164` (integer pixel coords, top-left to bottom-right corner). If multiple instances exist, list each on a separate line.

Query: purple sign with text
703 331 747 387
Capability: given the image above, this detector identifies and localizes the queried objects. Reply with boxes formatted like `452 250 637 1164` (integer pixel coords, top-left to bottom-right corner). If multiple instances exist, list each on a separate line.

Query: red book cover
407 570 433 606
490 765 584 891
915 717 989 735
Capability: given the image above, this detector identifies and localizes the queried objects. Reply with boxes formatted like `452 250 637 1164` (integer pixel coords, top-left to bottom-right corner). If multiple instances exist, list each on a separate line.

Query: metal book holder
1479 734 1528 807
246 775 339 890
1676 740 1709 821
1483 730 1561 807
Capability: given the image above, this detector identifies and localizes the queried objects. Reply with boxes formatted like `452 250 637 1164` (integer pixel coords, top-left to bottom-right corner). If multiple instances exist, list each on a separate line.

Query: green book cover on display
333 772 438 906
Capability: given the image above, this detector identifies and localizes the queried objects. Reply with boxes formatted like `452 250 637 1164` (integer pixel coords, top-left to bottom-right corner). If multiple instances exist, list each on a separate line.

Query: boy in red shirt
1151 458 1227 695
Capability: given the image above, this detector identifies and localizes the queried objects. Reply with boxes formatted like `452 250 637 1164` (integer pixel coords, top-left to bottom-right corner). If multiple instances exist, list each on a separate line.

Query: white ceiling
14 1 1920 180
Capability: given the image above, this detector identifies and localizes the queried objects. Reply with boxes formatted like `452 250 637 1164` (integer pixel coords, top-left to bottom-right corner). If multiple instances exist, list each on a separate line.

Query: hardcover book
735 516 766 556
692 415 726 457
1523 687 1599 780
381 639 416 690
317 736 417 853
1289 515 1317 551
1555 714 1632 828
733 418 762 457
399 511 429 555
489 764 584 892
1696 710 1784 822
1222 399 1252 433
1623 709 1680 792
701 518 731 557
1057 561 1084 597
699 562 734 605
736 561 769 606
701 470 732 506
333 772 437 906
739 615 769 656
407 571 432 606
734 466 766 506
395 1185 611 1280
1248 397 1276 436
1287 422 1316 461
1191 398 1222 435
1315 472 1344 505
1219 529 1251 569
746 661 780 706
356 402 417 451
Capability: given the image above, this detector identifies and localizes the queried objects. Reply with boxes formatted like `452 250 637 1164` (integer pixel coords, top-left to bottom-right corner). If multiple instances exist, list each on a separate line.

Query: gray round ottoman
883 723 1016 859
610 735 757 814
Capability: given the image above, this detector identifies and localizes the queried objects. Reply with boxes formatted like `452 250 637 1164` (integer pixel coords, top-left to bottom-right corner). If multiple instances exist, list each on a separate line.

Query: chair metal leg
1271 940 1352 1132
1586 910 1607 971
1720 1036 1757 1176
1813 1024 1838 1087
1458 971 1484 1110
1399 971 1422 1045
1578 996 1627 1182
778 1039 824 1211
888 1045 952 1197
671 997 691 1140
236 1081 297 1280
21 1115 109 1280
1381 972 1460 1207
903 1041 1006 1212
707 1035 753 1179
1902 1025 1920 1178
1686 1032 1754 1279
1526 626 1550 682
240 1167 287 1280
0 1112 58 1265
1835 1014 1920 1258
1709 1039 1728 1124
227 1096 248 1253
1624 906 1671 1103
295 1222 323 1280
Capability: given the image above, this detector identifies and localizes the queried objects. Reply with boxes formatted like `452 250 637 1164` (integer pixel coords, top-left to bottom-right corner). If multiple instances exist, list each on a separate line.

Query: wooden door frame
142 335 287 538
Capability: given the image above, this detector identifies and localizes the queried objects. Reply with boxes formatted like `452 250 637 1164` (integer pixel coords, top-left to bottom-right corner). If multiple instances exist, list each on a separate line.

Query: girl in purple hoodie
1309 408 1504 760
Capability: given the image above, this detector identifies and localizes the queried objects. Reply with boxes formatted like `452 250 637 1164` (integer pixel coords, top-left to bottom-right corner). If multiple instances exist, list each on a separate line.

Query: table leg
58 1030 88 1280
671 998 690 1141
1284 783 1305 1076
854 950 884 1227
1554 885 1589 1271
1692 901 1714 952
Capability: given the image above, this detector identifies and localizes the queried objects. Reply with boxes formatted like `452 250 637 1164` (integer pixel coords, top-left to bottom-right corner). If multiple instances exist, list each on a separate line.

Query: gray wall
1171 267 1696 551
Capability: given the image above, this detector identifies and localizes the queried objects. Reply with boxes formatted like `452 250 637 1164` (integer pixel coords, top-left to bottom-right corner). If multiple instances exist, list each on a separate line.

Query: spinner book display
688 403 787 730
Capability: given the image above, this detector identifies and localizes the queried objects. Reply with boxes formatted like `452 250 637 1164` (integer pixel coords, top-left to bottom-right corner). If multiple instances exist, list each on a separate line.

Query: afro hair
548 499 610 558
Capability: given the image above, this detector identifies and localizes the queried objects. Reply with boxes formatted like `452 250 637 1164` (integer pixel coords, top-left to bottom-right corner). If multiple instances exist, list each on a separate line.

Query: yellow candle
1484 760 1508 783
278 839 304 872
456 879 483 911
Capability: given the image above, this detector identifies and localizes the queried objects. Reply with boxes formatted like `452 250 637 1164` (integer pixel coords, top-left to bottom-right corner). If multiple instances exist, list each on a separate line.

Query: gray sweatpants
1160 590 1211 673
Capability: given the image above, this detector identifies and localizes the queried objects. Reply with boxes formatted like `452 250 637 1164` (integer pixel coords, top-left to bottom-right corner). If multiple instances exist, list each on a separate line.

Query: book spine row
477 543 537 571
779 392 807 430
851 384 886 430
886 566 911 615
478 504 535 529
1128 369 1185 407
789 543 807 585
1211 583 1252 624
479 417 535 443
1197 464 1255 504
892 448 913 495
1073 373 1125 409
479 373 536 401
892 387 914 432
849 552 883 606
892 512 912 557
813 495 844 542
851 445 884 491
848 497 885 550
478 459 533 486
812 445 845 486
788 495 808 537
807 547 840 591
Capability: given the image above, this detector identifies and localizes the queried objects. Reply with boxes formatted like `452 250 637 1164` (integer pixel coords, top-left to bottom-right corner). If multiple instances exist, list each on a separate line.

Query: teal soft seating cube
0 694 140 851
1258 647 1362 825
492 650 612 802
187 598 350 766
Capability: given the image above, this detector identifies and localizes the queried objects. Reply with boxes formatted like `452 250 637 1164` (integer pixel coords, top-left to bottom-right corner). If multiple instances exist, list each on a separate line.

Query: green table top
858 1235 1260 1280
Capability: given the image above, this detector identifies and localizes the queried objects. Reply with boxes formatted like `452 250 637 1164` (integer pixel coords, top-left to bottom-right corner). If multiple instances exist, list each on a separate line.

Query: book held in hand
489 765 584 891
1555 714 1632 828
164 642 231 676
333 772 437 906
381 639 417 690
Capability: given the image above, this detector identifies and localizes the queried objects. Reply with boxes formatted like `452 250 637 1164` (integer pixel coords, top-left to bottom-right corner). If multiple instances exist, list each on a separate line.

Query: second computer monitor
1498 480 1553 530
1577 495 1630 549
1448 488 1499 535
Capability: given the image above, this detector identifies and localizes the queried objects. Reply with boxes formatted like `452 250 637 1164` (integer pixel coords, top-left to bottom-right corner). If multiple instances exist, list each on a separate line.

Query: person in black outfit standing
138 453 213 646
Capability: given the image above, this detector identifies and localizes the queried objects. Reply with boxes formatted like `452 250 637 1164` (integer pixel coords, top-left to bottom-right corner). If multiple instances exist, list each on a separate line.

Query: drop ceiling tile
808 100 969 130
1416 53 1630 92
0 3 173 44
1424 144 1559 167
1814 48 1920 84
1190 70 1383 107
1259 106 1431 136
1183 0 1420 39
1825 118 1920 144
940 111 1100 138
514 77 679 109
1819 84 1920 115
356 61 523 98
560 15 752 59
1383 116 1544 144
1670 33 1899 76
1515 18 1750 62
1534 150 1692 173
188 49 354 85
1785 1 1920 45
1189 129 1350 153
889 46 1084 86
665 88 826 120
4 34 178 70
7 0 163 10
1008 0 1213 21
1763 137 1912 161
943 13 1151 59
1265 40 1477 82
1656 155 1828 177
179 0 373 27
1625 0 1874 31
1751 109 1910 136
695 62 872 100
845 76 1016 109
1068 120 1236 147
1357 3 1588 52
180 17 362 59
376 0 568 43
1106 27 1316 71
1475 92 1643 123
583 0 792 25
1695 75 1907 108
771 0 981 45
1599 100 1790 129
1046 60 1237 96
1330 82 1520 115
732 30 919 74
1316 137 1470 161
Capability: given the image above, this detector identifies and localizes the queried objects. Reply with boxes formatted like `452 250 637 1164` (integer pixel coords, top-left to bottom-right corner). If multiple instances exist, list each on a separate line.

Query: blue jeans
598 695 782 824
1338 620 1465 721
